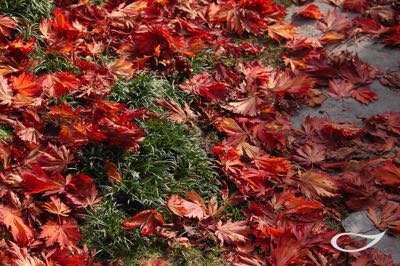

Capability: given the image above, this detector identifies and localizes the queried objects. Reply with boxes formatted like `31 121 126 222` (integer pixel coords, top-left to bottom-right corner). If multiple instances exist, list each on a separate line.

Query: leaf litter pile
0 0 400 265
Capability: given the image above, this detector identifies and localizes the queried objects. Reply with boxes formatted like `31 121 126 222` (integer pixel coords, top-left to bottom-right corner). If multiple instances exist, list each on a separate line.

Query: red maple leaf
295 4 323 20
350 87 378 104
39 8 79 52
276 193 323 221
266 70 315 97
216 118 260 157
122 209 164 235
328 79 353 99
269 236 305 266
12 73 41 97
43 196 71 217
107 58 135 78
368 204 400 234
268 24 297 41
293 143 326 167
252 155 291 174
155 99 198 125
343 0 368 13
104 160 122 185
214 220 249 246
26 144 74 175
317 9 351 33
296 170 337 199
39 72 80 98
179 73 227 101
0 205 34 245
382 25 400 47
167 193 206 220
208 0 284 36
212 144 244 175
0 15 18 37
0 75 13 106
21 164 65 195
370 160 400 186
339 55 381 85
226 94 262 117
7 37 36 54
39 218 81 248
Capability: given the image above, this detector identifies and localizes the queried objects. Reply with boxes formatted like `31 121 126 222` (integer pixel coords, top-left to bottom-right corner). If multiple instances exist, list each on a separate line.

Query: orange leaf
253 155 291 174
368 204 400 234
320 31 346 43
39 218 81 248
12 73 41 97
227 95 262 117
104 160 122 185
268 24 296 41
0 15 18 37
350 87 378 104
295 4 323 20
122 210 164 235
39 72 80 98
215 220 249 246
43 196 70 217
371 160 400 186
0 205 34 245
108 58 135 77
167 194 205 220
0 76 13 106
297 171 337 199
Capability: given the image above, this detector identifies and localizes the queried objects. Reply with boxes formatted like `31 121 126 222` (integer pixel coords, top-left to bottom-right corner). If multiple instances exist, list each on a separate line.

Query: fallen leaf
368 204 400 234
295 4 323 20
0 205 34 245
328 79 353 99
104 160 122 185
268 24 296 41
297 171 337 199
167 194 205 220
293 143 326 167
39 218 81 248
350 87 378 104
0 15 18 37
43 196 71 217
122 209 164 235
215 220 249 246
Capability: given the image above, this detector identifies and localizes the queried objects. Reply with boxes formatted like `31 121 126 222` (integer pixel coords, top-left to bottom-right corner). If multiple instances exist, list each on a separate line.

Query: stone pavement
287 1 400 261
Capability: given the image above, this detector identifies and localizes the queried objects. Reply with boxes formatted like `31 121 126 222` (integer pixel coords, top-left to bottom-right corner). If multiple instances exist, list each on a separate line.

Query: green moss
0 0 54 23
78 119 219 210
88 0 105 6
81 200 137 260
171 247 230 266
274 0 292 6
223 204 245 222
79 72 222 263
30 49 80 75
15 22 43 40
82 199 228 265
0 125 12 141
109 74 191 109
247 41 286 67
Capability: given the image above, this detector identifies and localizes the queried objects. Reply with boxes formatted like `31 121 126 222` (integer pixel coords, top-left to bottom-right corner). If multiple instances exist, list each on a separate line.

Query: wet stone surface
343 211 400 263
287 1 400 261
287 1 400 129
